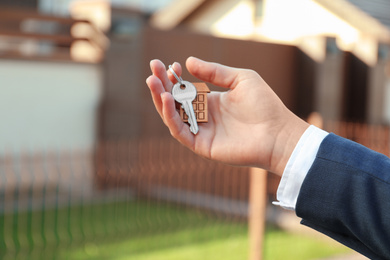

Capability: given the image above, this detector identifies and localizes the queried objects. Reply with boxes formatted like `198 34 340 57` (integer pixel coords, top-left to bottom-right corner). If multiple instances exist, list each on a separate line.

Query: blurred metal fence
1 120 385 259
325 120 390 156
0 137 251 260
95 138 250 205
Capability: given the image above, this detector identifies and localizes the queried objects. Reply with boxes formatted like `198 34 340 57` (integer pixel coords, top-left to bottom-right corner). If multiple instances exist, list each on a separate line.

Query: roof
152 0 390 43
314 0 390 42
346 0 390 29
193 82 210 93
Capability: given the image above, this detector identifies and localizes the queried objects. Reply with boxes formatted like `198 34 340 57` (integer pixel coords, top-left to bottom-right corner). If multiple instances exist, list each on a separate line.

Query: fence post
249 167 268 260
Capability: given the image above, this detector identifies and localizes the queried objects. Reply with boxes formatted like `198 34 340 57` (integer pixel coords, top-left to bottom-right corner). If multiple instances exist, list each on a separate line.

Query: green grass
0 199 350 260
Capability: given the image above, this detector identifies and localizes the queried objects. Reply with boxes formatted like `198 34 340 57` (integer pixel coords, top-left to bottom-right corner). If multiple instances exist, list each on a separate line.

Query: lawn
0 199 350 260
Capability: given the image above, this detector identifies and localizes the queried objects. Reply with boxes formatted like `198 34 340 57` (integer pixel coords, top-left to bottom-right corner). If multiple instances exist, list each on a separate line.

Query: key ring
169 65 183 84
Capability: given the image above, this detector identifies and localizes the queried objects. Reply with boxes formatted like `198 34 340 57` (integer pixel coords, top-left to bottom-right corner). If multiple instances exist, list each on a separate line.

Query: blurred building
98 0 390 201
151 0 390 123
0 2 108 198
1 0 390 210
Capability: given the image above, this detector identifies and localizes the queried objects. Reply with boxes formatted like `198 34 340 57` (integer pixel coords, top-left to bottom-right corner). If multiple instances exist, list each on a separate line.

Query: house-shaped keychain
179 82 210 123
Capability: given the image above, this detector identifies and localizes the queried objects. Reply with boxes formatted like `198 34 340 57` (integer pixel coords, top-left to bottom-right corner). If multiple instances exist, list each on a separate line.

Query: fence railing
95 138 250 203
325 120 390 156
1 120 387 259
0 137 251 259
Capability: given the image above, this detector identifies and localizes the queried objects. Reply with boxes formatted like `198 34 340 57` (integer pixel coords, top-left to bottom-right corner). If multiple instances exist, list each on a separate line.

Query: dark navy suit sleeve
296 133 390 259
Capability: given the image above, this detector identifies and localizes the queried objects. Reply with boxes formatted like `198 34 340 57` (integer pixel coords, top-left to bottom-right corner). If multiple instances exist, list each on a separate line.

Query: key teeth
190 123 199 135
189 124 199 135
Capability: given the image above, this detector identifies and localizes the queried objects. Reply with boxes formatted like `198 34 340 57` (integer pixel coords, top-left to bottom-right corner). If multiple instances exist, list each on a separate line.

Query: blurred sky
39 0 174 15
111 0 174 11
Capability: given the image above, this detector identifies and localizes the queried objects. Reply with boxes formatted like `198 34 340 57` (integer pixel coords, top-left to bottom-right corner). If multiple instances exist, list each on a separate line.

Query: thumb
186 56 241 89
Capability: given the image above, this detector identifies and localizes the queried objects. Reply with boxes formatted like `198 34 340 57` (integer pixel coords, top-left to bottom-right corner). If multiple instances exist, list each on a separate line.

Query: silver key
169 65 198 135
169 65 199 134
172 81 199 135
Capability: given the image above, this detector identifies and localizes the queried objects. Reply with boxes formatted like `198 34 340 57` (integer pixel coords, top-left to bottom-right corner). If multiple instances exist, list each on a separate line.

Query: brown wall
100 24 300 140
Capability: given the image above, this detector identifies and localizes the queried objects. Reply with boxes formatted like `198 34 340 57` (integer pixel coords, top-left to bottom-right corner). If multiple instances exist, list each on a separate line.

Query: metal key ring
169 65 183 84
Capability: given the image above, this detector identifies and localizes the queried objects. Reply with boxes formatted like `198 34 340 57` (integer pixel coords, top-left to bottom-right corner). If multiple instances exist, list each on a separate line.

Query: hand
146 57 309 175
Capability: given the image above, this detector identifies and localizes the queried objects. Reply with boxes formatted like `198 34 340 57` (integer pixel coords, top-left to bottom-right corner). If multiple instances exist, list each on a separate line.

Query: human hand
146 57 308 175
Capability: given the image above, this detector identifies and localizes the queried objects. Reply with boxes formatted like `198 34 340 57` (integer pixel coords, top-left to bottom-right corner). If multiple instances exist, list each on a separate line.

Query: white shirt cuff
273 125 328 210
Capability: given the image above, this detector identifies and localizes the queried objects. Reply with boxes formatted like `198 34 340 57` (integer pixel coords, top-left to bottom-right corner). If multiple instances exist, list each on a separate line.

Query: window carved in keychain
180 82 210 123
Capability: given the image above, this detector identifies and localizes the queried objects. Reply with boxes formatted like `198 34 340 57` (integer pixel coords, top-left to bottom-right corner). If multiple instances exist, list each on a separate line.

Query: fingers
146 74 165 118
150 59 183 93
150 59 172 92
147 60 194 148
186 56 241 89
161 92 194 148
147 59 183 117
167 62 182 87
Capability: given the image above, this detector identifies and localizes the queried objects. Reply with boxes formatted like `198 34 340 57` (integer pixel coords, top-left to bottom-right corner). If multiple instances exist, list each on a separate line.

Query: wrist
270 112 310 176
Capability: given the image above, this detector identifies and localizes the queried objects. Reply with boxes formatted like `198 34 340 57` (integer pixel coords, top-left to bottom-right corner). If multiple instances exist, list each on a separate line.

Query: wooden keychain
169 65 210 124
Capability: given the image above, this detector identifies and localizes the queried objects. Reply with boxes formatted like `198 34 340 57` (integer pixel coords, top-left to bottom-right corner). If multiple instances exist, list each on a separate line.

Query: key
172 81 199 135
169 64 199 134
